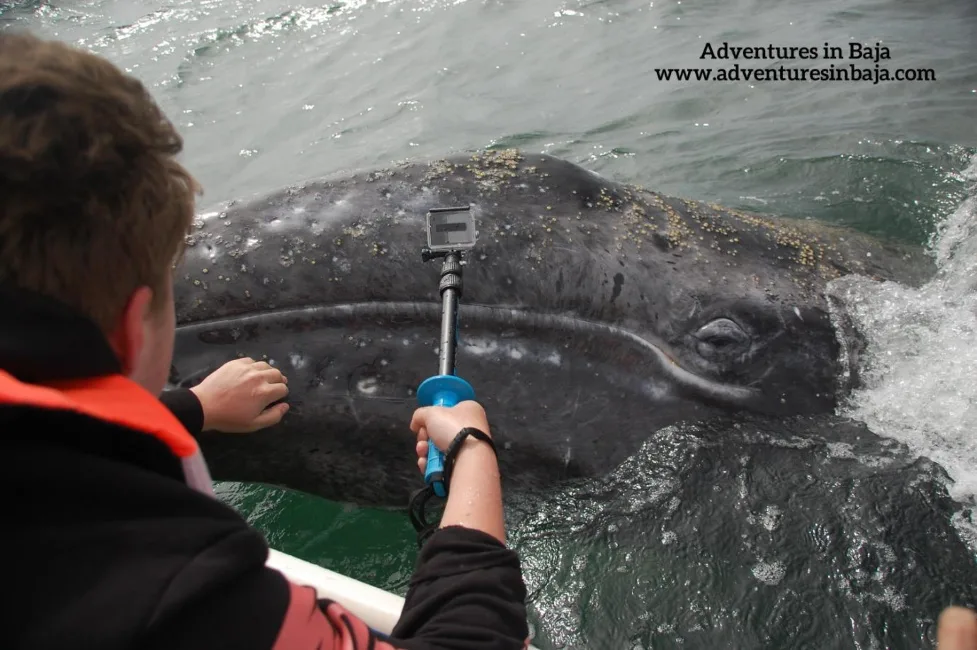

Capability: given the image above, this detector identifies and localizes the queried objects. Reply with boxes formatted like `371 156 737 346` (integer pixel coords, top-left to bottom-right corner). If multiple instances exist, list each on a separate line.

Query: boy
0 30 528 649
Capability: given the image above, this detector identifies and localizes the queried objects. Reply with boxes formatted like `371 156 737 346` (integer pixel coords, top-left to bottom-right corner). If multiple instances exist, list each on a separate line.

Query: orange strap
0 369 198 458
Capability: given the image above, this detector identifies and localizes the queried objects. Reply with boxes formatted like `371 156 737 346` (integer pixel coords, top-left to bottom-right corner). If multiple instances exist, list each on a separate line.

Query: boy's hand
938 607 977 650
190 357 289 433
409 401 491 474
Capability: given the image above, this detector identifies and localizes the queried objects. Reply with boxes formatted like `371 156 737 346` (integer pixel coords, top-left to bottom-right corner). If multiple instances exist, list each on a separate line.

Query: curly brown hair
0 30 200 335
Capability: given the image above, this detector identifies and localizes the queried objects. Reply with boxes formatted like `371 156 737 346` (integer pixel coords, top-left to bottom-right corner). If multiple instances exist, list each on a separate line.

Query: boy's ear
106 286 153 375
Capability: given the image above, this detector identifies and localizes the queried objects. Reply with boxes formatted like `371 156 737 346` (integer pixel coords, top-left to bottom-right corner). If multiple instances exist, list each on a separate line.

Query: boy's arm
142 526 528 650
159 387 205 438
390 525 530 649
159 358 288 436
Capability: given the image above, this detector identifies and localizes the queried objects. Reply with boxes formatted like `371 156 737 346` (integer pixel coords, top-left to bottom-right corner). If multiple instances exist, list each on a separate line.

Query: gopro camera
425 206 476 253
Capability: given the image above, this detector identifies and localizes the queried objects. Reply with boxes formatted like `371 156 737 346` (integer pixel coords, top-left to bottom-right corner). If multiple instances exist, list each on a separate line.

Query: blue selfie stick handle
417 374 476 497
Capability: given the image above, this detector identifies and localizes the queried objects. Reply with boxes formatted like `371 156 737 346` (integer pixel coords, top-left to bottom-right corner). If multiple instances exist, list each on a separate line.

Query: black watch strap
443 427 497 487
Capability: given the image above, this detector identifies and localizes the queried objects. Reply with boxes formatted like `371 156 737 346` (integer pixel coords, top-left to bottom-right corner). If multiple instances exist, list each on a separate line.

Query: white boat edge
266 548 406 632
266 547 541 648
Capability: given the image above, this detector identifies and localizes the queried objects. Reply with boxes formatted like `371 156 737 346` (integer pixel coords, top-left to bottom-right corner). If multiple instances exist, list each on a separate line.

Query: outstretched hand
939 607 977 650
189 357 289 433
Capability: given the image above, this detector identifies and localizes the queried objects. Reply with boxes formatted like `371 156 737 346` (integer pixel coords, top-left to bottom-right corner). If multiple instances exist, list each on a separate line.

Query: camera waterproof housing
425 206 476 253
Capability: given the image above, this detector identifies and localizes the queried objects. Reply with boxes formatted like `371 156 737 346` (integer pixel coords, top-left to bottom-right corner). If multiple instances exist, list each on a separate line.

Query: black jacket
0 285 529 650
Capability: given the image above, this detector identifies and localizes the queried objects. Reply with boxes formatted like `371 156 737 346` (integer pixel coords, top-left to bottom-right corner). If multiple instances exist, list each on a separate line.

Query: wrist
443 427 498 485
438 429 505 545
449 437 498 468
452 436 497 466
188 386 213 431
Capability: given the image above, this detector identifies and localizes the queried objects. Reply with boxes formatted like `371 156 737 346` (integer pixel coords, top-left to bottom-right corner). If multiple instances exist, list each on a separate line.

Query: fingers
416 440 428 473
409 407 430 434
251 402 289 431
258 381 289 404
938 607 977 650
257 368 287 385
236 358 287 381
415 437 429 475
250 361 287 382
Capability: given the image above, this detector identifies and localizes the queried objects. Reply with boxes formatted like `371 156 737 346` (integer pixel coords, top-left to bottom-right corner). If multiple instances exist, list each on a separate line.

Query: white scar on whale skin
793 306 804 321
317 193 360 227
464 337 563 366
356 377 380 395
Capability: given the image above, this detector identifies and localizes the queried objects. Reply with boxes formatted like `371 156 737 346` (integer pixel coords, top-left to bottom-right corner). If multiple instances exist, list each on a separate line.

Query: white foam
870 585 907 612
827 154 977 502
759 505 782 532
950 507 977 553
751 559 786 585
826 442 855 459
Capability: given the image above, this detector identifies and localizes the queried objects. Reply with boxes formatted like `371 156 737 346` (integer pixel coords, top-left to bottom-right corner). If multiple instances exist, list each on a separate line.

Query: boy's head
0 31 199 395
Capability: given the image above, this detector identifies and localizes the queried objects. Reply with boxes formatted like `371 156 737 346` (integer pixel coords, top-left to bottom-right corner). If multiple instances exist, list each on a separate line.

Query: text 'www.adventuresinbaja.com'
656 42 937 84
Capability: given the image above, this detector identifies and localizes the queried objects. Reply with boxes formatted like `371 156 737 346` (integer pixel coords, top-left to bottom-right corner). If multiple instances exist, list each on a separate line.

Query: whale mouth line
176 301 762 408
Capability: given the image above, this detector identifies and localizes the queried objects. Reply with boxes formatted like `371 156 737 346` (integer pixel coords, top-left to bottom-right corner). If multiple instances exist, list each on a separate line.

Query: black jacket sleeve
389 525 530 649
140 525 529 650
159 388 205 438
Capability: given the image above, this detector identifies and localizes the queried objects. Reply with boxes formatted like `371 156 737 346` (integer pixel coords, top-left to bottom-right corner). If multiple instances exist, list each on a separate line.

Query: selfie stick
416 206 477 498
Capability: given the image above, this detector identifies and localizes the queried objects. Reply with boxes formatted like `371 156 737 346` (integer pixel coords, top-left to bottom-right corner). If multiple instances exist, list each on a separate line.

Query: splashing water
827 154 977 503
506 414 976 648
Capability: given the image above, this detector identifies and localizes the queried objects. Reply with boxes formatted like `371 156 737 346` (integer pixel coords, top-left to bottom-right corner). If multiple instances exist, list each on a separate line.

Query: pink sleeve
271 580 404 650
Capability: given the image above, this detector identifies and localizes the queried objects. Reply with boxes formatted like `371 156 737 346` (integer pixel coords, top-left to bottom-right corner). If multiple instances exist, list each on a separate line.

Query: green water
214 482 418 594
5 0 977 647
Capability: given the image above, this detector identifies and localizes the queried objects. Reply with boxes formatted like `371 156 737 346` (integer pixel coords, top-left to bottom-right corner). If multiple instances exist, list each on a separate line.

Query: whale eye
694 318 750 356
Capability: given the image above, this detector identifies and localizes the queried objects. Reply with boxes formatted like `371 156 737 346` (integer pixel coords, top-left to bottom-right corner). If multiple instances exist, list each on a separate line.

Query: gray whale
169 150 934 507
